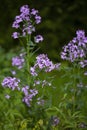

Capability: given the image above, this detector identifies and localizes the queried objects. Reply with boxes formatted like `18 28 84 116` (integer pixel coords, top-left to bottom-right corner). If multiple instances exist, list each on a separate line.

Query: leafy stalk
26 34 31 86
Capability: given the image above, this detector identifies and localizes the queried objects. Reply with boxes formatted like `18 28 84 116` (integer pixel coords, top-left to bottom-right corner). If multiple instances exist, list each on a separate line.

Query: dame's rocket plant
1 5 61 129
1 4 87 130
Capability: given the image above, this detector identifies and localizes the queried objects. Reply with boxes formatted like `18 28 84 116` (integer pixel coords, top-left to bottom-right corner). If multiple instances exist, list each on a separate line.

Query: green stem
26 35 31 86
72 63 76 113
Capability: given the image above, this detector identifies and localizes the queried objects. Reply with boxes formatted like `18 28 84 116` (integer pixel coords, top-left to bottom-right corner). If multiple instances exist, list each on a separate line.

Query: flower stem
26 35 31 86
72 63 77 114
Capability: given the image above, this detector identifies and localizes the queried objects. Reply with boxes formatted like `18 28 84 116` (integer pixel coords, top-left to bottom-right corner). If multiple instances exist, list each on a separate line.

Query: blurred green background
0 0 87 60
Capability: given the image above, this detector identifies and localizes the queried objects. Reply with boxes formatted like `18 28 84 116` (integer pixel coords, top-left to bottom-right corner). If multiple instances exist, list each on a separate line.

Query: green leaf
46 107 58 116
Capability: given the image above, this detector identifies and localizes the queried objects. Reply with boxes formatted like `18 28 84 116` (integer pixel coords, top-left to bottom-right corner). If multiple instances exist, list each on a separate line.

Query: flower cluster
61 30 87 62
12 53 25 69
1 77 20 90
12 5 43 43
30 54 61 76
22 86 38 107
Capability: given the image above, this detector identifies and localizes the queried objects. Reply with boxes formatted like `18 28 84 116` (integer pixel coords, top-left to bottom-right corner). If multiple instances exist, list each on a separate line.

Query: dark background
0 0 87 61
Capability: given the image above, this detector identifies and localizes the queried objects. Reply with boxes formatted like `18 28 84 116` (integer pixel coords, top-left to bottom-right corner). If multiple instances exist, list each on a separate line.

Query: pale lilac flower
76 30 85 41
30 89 38 96
5 94 10 99
79 60 87 68
84 71 87 75
22 86 29 96
35 15 41 24
15 15 22 23
12 21 20 28
33 79 51 87
37 98 45 106
11 70 16 75
42 80 51 87
19 52 26 57
77 82 83 88
54 63 61 71
34 35 43 43
22 88 38 107
30 67 38 76
79 122 87 128
20 5 30 14
12 55 25 69
76 30 87 47
22 95 32 107
12 32 20 39
12 15 22 29
31 8 38 15
52 116 60 126
1 77 20 90
20 12 30 21
33 80 40 86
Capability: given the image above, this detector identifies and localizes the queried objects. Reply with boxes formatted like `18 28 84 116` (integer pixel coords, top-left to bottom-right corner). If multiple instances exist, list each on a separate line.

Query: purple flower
12 32 20 39
1 77 20 90
76 30 85 39
12 21 20 29
11 70 16 75
22 88 38 107
30 89 38 96
15 15 22 23
30 67 38 76
22 95 32 107
34 35 43 43
12 55 25 69
31 8 38 15
5 94 10 99
20 5 30 15
35 15 41 24
12 15 22 29
22 86 29 96
33 80 40 86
